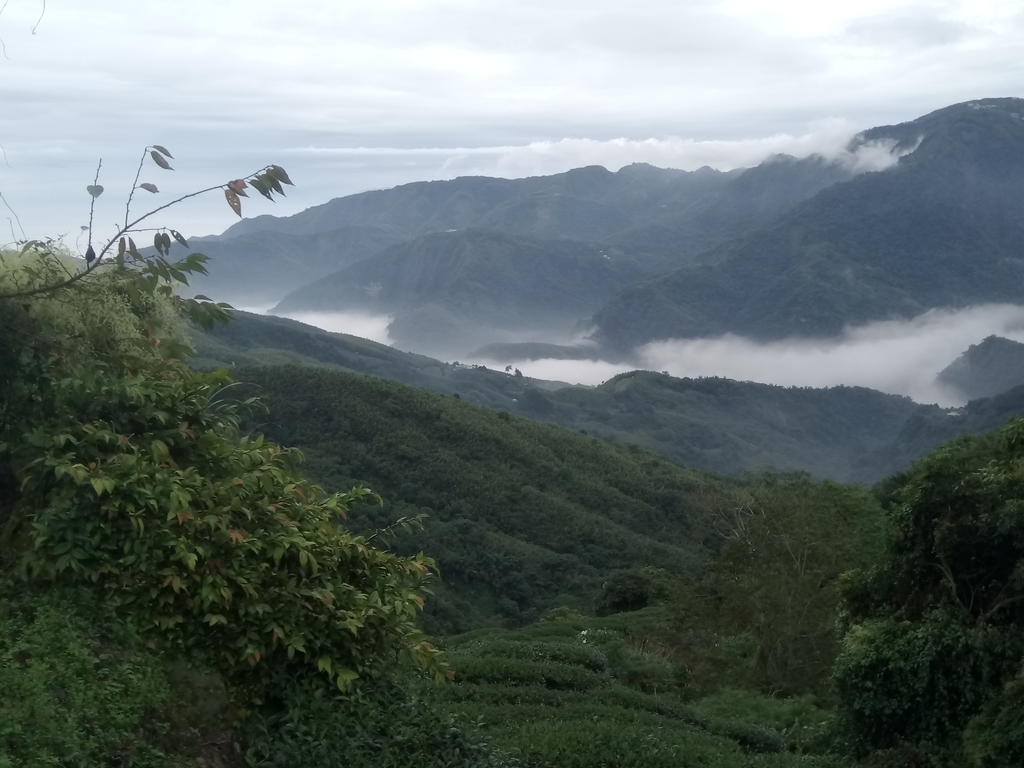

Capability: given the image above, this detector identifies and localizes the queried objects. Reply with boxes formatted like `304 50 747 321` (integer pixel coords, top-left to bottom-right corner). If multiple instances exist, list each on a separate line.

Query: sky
0 0 1022 249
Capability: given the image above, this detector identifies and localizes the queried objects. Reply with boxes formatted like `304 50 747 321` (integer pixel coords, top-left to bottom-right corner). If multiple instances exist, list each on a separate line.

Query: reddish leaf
224 188 242 217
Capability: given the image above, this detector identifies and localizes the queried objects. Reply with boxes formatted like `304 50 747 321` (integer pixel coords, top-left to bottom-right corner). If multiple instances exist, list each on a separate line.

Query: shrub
0 582 196 768
245 677 516 768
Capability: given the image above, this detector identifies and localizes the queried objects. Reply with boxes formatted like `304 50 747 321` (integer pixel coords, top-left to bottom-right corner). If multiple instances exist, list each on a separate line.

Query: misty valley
6 97 1024 768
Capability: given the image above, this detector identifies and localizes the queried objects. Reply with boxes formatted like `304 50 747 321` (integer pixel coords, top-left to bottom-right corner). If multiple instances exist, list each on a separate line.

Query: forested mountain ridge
605 153 855 271
168 224 402 305
273 229 647 355
219 163 723 241
593 98 1024 348
189 152 855 310
937 335 1024 401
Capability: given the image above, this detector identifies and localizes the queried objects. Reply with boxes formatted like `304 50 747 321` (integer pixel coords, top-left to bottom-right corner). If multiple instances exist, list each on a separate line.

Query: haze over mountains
184 98 1024 405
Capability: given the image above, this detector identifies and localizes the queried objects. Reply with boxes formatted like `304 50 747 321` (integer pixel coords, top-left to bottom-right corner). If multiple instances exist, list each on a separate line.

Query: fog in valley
275 310 394 346
258 303 1024 407
637 305 1024 406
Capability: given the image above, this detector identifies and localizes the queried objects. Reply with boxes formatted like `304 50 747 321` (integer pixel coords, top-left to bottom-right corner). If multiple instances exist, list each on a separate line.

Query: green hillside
861 381 1024 482
193 313 921 483
189 310 570 411
593 98 1024 348
231 364 732 632
193 311 1024 485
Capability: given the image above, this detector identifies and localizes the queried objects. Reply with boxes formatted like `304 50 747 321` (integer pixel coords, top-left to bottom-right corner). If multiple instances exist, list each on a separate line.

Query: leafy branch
0 146 293 302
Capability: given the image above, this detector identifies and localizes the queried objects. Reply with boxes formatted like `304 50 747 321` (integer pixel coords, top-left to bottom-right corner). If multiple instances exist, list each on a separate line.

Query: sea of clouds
263 304 1024 409
470 304 1024 407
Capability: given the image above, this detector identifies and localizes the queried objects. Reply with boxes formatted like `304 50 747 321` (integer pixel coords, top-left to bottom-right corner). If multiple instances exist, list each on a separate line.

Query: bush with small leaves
7 358 446 697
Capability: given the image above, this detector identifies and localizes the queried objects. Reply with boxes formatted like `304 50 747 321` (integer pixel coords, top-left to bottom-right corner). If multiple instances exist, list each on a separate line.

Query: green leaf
86 184 104 198
150 151 173 170
335 668 359 688
151 144 174 159
249 177 273 201
138 182 159 194
269 165 294 186
170 230 188 248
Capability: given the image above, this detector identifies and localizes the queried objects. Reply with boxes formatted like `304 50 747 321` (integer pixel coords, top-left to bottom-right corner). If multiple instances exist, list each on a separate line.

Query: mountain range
594 98 1024 349
179 96 1024 486
179 98 1024 365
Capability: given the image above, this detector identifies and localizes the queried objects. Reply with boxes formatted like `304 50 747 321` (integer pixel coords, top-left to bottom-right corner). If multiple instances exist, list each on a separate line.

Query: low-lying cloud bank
266 304 1024 407
478 305 1024 406
274 310 394 346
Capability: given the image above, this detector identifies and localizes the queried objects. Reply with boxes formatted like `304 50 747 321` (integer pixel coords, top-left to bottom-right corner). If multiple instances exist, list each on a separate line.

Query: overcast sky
0 0 1022 248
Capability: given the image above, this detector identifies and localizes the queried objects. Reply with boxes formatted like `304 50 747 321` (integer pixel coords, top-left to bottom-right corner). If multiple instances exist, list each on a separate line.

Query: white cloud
276 310 393 346
0 0 1021 240
453 305 1024 405
639 304 1024 406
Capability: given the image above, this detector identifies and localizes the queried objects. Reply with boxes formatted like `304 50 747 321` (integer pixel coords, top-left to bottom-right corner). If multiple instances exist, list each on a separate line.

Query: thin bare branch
30 0 44 35
87 159 101 249
124 147 149 230
0 191 25 240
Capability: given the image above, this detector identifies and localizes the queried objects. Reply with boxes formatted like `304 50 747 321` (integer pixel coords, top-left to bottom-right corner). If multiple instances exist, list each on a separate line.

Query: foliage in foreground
835 417 1024 765
8 361 444 693
0 583 206 768
1 237 459 762
246 676 516 768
